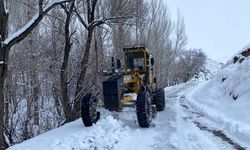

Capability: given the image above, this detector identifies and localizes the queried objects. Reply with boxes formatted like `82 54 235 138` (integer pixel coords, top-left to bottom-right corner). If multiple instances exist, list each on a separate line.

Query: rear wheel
81 93 100 127
155 88 165 111
136 90 152 127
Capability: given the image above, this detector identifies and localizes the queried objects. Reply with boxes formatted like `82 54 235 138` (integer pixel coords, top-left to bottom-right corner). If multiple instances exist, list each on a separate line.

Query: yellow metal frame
121 47 154 106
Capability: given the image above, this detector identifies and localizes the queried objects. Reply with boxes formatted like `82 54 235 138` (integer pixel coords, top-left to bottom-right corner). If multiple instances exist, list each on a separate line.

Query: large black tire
155 88 165 111
136 90 152 128
81 93 100 127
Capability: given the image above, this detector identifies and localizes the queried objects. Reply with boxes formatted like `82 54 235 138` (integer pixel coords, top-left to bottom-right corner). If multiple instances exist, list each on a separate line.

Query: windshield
133 58 144 68
126 52 145 70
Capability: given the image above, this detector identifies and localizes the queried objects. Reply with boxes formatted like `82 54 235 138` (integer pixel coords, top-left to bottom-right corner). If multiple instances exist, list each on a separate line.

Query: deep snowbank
8 114 128 150
186 48 250 148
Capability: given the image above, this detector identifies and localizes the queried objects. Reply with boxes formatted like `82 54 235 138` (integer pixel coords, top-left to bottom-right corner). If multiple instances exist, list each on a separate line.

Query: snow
3 1 9 14
226 44 250 66
185 50 250 148
9 82 247 150
8 113 128 150
3 13 39 45
191 58 223 82
234 44 250 59
190 58 250 125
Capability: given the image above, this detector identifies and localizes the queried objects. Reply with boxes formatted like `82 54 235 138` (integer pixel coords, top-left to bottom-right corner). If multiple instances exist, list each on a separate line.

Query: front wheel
81 93 100 127
136 90 152 128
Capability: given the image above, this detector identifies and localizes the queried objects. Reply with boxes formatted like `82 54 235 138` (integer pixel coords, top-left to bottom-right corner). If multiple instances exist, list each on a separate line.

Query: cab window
126 52 145 70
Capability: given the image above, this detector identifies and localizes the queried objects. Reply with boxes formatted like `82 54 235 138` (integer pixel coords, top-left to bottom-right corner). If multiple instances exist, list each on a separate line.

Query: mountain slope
186 47 250 148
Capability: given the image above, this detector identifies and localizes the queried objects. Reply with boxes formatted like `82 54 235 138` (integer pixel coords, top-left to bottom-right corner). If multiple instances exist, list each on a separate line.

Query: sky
166 0 250 63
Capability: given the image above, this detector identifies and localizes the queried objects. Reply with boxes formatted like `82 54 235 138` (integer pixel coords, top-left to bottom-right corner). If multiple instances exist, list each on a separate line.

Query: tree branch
87 0 91 23
39 0 43 15
90 0 98 22
74 5 88 29
3 0 73 50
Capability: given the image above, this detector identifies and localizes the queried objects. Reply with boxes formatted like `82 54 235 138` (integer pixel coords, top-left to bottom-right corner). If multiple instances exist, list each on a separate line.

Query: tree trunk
0 46 8 149
31 63 40 128
28 6 40 130
60 2 75 123
93 34 99 87
0 76 7 150
0 0 8 148
75 28 94 97
60 24 72 122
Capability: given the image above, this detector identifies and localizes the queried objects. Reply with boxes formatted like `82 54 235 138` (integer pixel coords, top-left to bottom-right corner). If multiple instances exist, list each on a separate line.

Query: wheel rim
145 94 152 123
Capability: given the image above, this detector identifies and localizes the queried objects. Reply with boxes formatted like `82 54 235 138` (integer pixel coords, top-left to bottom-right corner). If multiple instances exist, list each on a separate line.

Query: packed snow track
8 82 249 150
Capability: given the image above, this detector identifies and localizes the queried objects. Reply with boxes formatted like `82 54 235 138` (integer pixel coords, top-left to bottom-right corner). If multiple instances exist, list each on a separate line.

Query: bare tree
0 0 73 149
178 49 206 82
141 0 173 87
60 1 76 123
55 0 138 123
173 9 188 53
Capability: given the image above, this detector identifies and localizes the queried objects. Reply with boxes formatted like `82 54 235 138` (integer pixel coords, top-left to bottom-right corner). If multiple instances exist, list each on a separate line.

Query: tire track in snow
193 121 246 150
165 83 223 150
179 95 246 150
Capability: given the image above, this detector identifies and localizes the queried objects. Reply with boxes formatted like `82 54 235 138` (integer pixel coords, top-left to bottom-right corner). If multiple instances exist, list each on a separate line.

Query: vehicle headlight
102 69 108 73
127 69 131 72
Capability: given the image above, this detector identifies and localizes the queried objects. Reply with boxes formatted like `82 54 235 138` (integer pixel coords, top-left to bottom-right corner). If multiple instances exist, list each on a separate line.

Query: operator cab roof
123 44 150 54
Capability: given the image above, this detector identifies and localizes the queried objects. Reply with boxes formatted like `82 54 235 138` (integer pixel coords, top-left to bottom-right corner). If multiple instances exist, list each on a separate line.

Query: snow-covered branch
3 0 73 49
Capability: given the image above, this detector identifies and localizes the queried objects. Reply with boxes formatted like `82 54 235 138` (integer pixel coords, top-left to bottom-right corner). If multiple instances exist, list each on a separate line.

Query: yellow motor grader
81 45 165 128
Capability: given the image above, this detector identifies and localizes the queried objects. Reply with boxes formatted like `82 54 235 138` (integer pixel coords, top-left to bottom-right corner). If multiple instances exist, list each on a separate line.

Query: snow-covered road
8 82 248 150
166 83 246 150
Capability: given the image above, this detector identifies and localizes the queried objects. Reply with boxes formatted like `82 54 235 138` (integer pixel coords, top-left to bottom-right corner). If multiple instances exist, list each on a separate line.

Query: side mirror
153 77 157 83
150 57 155 65
117 59 121 69
111 57 115 68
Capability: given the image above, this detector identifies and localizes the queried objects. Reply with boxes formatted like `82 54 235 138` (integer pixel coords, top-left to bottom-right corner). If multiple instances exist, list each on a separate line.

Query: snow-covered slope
192 58 223 82
8 114 128 150
186 47 250 148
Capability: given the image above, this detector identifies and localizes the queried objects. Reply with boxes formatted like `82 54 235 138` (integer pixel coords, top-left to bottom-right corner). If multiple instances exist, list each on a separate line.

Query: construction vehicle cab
123 46 155 93
81 45 165 128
